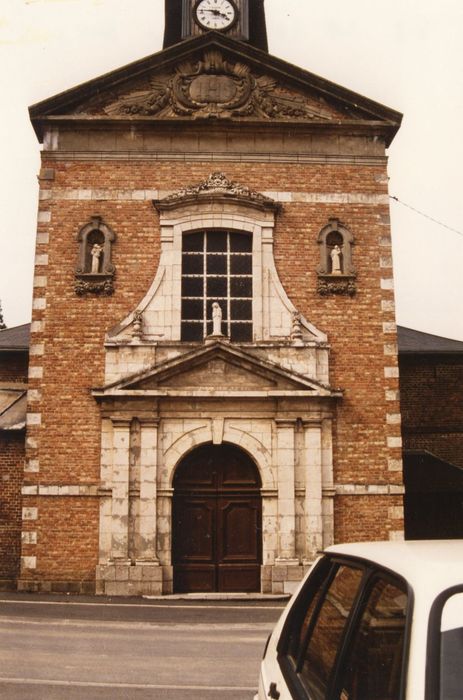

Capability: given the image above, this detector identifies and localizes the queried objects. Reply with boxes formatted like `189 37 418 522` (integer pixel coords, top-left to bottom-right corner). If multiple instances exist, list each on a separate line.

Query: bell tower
163 0 268 51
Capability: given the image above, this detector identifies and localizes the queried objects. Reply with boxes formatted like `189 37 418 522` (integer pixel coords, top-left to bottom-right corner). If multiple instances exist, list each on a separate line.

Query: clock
194 0 238 31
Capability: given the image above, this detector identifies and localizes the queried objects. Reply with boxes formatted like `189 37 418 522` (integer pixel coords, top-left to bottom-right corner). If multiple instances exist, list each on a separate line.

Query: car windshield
440 593 463 700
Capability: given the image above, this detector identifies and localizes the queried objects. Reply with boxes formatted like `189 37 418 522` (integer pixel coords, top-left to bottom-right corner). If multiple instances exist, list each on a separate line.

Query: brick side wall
0 352 28 383
399 356 463 467
0 433 24 587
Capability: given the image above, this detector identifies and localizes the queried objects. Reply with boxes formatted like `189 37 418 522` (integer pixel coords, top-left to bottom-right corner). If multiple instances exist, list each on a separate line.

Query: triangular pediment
30 33 401 143
95 341 337 397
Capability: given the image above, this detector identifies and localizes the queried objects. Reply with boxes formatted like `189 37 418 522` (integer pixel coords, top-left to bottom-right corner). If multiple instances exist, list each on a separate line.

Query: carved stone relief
155 171 280 211
81 50 347 122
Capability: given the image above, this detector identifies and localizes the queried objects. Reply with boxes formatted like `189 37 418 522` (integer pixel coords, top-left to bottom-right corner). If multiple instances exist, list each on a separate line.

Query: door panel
219 498 261 561
172 443 262 593
173 497 215 561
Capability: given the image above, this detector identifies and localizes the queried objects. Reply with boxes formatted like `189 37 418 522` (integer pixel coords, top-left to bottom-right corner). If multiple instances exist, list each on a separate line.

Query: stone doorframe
95 409 336 596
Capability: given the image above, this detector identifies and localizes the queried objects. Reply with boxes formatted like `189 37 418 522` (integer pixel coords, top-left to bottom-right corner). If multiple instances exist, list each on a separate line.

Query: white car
256 540 463 700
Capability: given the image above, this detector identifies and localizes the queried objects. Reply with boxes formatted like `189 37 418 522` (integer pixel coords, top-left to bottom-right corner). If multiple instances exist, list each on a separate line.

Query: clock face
194 0 238 31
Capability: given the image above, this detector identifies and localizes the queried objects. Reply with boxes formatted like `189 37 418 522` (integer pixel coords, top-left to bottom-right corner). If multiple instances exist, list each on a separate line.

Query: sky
0 0 462 340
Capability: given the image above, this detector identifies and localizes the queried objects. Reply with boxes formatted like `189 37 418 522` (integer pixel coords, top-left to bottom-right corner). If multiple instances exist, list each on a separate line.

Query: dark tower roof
163 0 268 52
248 0 268 52
163 0 183 48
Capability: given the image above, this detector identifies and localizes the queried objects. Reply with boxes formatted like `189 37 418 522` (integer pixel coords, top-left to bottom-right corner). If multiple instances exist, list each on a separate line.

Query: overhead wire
389 196 463 239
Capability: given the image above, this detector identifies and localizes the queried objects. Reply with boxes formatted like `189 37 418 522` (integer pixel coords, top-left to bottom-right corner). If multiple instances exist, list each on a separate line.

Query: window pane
300 565 363 700
230 233 252 252
230 323 253 342
230 278 252 297
183 232 204 252
207 255 227 274
181 322 204 342
183 254 203 274
231 300 252 321
207 277 227 297
440 593 463 700
283 558 333 666
338 578 408 700
182 277 203 297
181 231 253 342
182 299 204 321
441 628 463 700
230 255 252 274
206 231 227 252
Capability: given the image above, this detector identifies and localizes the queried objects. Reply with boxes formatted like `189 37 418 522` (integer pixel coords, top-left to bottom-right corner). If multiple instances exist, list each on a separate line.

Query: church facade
19 0 404 595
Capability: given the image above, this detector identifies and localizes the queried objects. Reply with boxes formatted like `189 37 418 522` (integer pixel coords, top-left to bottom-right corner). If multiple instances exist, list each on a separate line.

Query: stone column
275 419 298 563
136 419 159 564
303 420 323 563
110 418 131 562
321 418 335 549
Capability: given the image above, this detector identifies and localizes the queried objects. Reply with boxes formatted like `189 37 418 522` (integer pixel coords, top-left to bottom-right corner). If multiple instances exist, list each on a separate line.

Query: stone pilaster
303 420 323 562
136 419 160 563
275 419 298 563
321 418 335 549
110 418 131 562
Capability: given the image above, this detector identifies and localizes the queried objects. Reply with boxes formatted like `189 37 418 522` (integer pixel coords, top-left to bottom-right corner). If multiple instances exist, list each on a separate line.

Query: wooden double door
172 444 262 593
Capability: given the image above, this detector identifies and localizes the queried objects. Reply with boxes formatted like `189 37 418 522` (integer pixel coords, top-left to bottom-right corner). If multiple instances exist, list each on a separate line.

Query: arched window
75 216 116 295
181 229 253 342
317 218 356 296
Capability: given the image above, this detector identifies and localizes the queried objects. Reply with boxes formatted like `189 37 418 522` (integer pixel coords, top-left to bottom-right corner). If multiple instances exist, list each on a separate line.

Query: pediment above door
94 341 341 399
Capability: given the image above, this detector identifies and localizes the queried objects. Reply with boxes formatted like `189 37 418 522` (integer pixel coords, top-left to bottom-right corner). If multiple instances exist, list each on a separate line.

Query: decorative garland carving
154 172 280 212
318 278 356 297
101 50 336 122
75 278 115 296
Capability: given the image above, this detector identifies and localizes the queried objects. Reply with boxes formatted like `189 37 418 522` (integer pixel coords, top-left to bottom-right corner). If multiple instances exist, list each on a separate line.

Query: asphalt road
0 594 286 699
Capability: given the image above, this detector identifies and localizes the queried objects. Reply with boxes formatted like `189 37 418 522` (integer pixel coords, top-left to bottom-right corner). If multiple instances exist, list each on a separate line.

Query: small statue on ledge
90 243 104 273
212 302 224 336
330 245 342 275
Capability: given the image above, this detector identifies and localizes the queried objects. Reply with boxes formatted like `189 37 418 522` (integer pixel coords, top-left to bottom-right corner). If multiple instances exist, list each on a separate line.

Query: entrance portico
93 340 340 596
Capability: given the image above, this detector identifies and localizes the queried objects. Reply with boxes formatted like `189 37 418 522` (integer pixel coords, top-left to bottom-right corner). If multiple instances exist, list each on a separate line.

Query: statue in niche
330 245 343 275
212 302 223 336
75 216 116 296
90 243 104 273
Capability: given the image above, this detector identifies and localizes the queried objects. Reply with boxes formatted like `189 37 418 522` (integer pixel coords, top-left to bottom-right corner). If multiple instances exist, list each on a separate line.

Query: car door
274 555 410 700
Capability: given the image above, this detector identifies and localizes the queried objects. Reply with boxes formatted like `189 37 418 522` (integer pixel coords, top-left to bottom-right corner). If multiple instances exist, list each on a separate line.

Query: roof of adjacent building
397 325 463 355
0 324 30 352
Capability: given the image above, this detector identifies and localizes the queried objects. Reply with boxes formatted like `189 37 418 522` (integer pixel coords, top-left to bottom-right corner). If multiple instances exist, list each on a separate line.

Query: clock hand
201 8 230 19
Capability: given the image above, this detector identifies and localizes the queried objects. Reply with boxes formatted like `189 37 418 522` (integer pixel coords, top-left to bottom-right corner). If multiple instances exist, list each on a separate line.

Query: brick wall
399 355 463 467
0 351 28 383
21 140 403 587
0 433 24 588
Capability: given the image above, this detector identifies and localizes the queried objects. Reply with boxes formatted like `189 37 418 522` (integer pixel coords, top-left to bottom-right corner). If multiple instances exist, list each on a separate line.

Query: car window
298 565 364 700
336 576 408 700
440 593 463 700
283 556 333 665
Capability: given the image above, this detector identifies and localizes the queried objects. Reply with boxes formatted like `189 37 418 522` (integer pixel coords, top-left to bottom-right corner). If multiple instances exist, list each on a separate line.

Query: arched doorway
172 443 262 593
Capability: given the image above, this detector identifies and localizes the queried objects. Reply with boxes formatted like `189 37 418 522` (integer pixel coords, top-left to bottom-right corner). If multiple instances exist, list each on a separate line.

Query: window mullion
203 231 207 338
227 231 231 338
